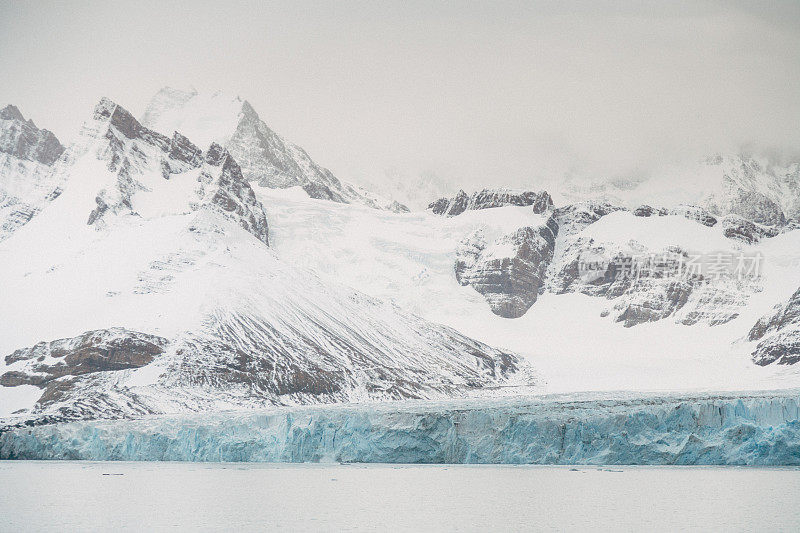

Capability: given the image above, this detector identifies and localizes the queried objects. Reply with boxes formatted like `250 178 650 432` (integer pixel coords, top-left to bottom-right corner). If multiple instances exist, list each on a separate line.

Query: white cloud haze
1 0 798 192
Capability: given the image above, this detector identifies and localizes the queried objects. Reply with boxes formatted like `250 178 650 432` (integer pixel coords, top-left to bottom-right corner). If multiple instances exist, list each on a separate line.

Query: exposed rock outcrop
429 189 553 217
721 215 780 244
87 98 270 245
550 231 756 327
669 204 718 227
552 201 626 236
202 143 270 245
0 105 64 165
0 300 536 424
725 190 786 227
0 105 67 241
1 328 169 390
456 214 559 318
140 88 407 211
748 288 800 365
707 154 799 223
429 190 469 216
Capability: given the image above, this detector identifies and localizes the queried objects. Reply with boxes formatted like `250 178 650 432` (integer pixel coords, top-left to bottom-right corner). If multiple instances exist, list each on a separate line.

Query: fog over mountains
2 1 799 198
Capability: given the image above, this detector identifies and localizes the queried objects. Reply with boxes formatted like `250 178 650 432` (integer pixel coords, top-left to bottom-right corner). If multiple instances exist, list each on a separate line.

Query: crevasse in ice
1 390 799 464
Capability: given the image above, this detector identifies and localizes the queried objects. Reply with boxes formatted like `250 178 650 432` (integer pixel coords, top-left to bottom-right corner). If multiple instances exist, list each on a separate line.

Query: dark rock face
204 143 270 246
721 215 780 244
0 303 535 425
168 132 203 168
612 278 694 327
141 89 404 211
749 288 800 365
669 205 718 227
0 328 169 391
470 189 554 213
550 241 695 325
0 105 67 242
388 200 411 213
0 104 64 165
456 215 559 318
633 205 655 217
302 182 345 203
89 99 269 246
0 104 24 121
551 235 752 327
552 201 626 236
445 192 772 327
633 203 780 243
676 283 749 326
632 205 670 217
228 101 351 204
727 190 786 226
429 189 553 217
429 190 470 216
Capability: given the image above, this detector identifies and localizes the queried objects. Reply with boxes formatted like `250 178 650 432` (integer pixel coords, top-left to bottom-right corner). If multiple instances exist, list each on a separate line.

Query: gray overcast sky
1 0 799 190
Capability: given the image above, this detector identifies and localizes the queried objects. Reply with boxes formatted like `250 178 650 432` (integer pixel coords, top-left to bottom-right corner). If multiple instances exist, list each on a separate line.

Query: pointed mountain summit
0 96 532 424
141 87 408 211
1 104 64 166
0 104 66 241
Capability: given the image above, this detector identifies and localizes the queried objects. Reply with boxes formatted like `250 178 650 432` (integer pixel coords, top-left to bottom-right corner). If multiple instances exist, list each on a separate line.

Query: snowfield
0 99 535 423
257 187 800 393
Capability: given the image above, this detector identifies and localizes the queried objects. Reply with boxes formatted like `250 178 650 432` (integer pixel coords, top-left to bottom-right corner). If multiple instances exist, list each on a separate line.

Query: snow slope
257 187 800 393
0 99 535 422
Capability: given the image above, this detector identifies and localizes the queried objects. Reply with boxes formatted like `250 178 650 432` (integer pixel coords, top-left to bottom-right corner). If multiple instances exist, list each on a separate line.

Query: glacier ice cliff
1 390 798 465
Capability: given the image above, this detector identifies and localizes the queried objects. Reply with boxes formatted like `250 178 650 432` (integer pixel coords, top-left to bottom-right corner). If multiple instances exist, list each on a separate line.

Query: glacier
2 390 799 464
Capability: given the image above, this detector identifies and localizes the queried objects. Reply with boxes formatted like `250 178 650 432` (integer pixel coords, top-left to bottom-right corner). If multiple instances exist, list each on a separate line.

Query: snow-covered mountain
141 87 408 212
551 154 800 224
0 100 534 424
749 287 800 366
2 92 799 430
257 184 800 393
0 105 65 241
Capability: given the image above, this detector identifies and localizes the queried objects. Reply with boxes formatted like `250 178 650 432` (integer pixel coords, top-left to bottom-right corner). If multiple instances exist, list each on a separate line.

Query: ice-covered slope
0 105 65 241
257 186 800 393
141 87 407 211
0 99 535 423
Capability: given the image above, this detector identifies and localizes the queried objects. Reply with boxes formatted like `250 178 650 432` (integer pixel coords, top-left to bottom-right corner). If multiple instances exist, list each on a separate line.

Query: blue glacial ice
1 390 799 464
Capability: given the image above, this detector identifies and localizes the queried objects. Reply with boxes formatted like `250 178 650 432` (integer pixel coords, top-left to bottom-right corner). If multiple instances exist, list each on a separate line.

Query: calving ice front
1 87 799 465
3 391 799 464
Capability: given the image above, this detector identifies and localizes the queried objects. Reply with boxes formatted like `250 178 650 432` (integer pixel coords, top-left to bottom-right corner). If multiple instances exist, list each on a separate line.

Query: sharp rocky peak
0 104 26 122
80 98 269 245
0 103 64 166
140 87 407 211
429 188 554 217
239 99 259 119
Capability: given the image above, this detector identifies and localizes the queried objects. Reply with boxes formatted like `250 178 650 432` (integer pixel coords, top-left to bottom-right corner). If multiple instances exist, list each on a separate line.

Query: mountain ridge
141 87 409 212
0 98 536 424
